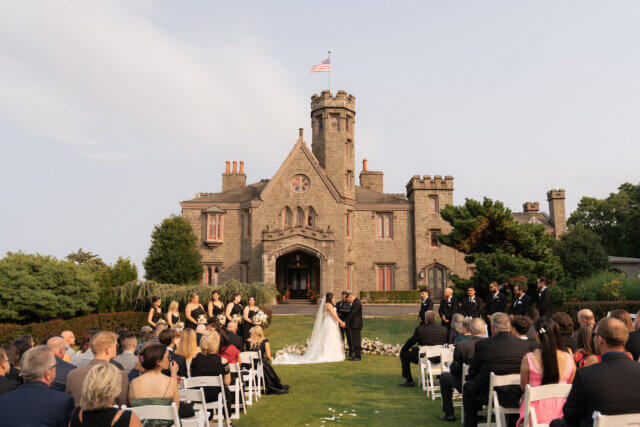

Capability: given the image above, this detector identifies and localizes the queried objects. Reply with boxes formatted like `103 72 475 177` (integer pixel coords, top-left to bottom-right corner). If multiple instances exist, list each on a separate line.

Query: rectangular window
204 265 221 286
242 211 251 238
376 265 394 291
346 212 352 237
430 229 441 247
330 114 339 130
318 115 323 131
345 142 350 157
376 212 393 239
207 214 224 241
346 170 353 189
240 263 249 283
346 264 354 291
346 116 350 132
429 196 439 213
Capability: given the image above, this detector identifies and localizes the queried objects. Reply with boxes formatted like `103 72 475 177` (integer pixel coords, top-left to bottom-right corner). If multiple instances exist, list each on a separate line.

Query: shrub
553 225 609 280
560 301 640 322
216 280 278 306
360 291 421 303
0 252 100 323
574 271 640 302
0 312 147 345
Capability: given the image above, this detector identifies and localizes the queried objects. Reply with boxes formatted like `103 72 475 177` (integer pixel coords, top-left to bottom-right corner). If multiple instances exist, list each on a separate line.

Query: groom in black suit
345 293 363 361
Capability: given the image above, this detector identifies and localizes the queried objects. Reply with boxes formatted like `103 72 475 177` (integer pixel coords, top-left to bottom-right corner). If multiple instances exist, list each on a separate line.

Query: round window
291 175 310 193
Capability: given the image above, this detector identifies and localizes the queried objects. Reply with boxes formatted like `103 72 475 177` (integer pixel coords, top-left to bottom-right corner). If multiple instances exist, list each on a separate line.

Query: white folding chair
177 387 208 427
182 376 230 427
229 363 250 410
521 383 572 427
460 364 482 424
239 351 262 401
594 412 640 427
126 402 181 427
487 372 521 427
226 372 247 419
418 345 444 395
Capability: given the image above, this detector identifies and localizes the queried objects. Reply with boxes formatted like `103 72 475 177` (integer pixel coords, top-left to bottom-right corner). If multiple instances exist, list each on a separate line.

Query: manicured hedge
0 312 147 345
360 290 421 303
560 301 640 321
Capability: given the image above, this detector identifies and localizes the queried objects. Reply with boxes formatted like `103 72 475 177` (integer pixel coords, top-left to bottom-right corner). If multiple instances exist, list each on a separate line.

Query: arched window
428 264 448 296
283 207 293 228
307 206 316 228
296 207 305 227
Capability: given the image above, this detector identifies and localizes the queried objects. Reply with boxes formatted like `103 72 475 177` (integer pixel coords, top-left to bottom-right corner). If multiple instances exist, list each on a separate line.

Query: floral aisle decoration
275 337 401 359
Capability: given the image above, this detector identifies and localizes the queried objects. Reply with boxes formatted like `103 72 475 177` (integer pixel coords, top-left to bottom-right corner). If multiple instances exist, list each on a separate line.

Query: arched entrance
276 250 321 300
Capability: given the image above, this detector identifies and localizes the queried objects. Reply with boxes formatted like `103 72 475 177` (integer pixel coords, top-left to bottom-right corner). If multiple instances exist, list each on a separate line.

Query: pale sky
1 1 639 273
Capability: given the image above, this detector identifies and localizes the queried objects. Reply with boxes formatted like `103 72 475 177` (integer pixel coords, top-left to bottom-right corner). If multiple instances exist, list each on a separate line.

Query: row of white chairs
417 345 454 399
124 350 267 426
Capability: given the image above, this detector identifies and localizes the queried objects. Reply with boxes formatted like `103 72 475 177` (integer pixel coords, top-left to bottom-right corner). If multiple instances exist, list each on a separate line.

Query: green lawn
236 315 458 426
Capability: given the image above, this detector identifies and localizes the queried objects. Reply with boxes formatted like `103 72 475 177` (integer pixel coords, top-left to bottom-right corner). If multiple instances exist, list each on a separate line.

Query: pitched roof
512 212 554 231
355 186 408 204
181 180 269 204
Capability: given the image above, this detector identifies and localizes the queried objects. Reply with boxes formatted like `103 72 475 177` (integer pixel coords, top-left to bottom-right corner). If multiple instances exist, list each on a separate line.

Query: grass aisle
237 315 456 426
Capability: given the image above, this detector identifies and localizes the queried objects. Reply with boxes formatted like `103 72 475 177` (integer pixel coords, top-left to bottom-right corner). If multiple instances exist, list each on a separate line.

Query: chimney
222 160 246 192
225 161 230 174
359 159 383 193
522 202 540 213
299 128 304 139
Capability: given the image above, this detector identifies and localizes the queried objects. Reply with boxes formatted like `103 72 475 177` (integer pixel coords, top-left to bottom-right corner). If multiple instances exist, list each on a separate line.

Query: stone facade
180 90 567 299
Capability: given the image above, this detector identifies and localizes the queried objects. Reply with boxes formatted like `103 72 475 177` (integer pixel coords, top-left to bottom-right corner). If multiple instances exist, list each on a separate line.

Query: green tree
439 198 564 296
95 257 138 312
143 215 203 284
568 182 640 258
66 248 107 272
553 225 609 280
0 252 100 322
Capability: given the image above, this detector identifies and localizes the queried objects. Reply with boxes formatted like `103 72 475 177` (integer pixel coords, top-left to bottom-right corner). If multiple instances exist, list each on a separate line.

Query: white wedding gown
274 297 345 364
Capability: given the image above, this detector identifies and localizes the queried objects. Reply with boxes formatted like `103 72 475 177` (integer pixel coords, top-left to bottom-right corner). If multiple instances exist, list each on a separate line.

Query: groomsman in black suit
439 287 458 330
508 283 532 317
485 282 507 316
335 291 352 353
536 276 553 317
345 293 363 361
418 288 434 324
461 287 482 318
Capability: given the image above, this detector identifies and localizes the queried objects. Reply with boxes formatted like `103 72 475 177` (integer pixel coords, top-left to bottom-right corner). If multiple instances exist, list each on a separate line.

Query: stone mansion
180 90 567 300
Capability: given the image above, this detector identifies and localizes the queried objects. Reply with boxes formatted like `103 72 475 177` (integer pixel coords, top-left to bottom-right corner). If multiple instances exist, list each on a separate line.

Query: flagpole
328 50 332 93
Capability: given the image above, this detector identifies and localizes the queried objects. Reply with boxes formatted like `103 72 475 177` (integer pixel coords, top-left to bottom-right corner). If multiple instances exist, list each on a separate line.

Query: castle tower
547 189 567 239
310 90 356 200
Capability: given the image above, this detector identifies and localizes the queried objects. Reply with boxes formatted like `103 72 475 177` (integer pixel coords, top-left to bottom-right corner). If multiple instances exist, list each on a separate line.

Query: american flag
311 57 331 73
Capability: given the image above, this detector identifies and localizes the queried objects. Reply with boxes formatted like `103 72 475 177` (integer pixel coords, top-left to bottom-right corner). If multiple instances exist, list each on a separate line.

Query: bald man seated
46 336 76 392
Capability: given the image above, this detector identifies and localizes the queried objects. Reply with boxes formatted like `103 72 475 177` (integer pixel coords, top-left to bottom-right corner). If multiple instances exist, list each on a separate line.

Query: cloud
0 2 306 162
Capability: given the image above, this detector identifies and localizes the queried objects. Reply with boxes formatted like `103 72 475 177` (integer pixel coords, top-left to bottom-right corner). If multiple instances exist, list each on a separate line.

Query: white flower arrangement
197 314 208 325
252 310 268 326
232 314 243 324
216 314 226 325
276 338 401 359
175 321 185 331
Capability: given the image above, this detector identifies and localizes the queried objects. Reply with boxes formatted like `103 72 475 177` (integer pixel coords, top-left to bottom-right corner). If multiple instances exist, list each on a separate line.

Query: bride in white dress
274 292 346 364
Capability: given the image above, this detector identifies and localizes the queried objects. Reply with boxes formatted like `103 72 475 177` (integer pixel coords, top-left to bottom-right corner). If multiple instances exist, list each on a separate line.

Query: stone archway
275 251 321 300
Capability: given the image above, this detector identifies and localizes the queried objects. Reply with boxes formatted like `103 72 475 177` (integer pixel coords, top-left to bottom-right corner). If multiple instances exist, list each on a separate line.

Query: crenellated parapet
406 175 454 195
311 90 356 114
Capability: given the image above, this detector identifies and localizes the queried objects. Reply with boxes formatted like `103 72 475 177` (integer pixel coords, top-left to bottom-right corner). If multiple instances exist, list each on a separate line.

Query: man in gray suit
113 332 138 374
437 317 486 422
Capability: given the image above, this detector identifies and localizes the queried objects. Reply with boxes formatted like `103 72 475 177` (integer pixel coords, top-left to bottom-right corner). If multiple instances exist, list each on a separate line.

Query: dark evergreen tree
553 225 609 280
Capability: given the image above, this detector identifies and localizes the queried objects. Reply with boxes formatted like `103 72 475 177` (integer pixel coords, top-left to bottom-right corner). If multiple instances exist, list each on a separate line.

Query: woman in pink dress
518 317 575 426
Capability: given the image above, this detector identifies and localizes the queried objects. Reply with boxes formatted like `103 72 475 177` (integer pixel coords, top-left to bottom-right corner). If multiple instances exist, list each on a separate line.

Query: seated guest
399 310 448 387
626 310 640 360
129 344 180 425
158 329 187 378
66 332 129 406
518 317 575 426
576 309 595 327
550 317 640 427
71 328 100 367
511 316 538 351
195 324 207 345
114 332 138 375
175 328 200 371
578 318 634 367
246 326 289 394
135 326 154 354
225 320 244 351
573 324 597 368
218 329 240 364
448 313 467 344
154 322 168 339
61 330 77 357
0 347 19 396
5 343 23 384
525 307 540 340
18 335 34 349
70 363 142 427
552 312 576 352
190 332 234 406
0 345 74 427
463 312 532 427
46 336 76 392
438 318 487 422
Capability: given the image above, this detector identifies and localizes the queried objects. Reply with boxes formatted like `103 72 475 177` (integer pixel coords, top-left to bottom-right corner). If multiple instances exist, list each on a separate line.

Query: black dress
248 339 285 393
242 307 259 341
70 407 132 427
190 353 232 410
210 302 224 323
150 307 162 325
185 305 205 330
171 313 179 325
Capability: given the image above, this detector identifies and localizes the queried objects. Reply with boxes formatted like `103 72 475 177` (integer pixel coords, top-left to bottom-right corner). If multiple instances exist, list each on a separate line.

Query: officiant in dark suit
418 288 433 324
336 291 352 351
345 293 363 361
536 276 553 317
508 283 532 317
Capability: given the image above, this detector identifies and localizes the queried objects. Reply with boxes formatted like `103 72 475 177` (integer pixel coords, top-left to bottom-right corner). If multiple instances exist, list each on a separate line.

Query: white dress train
273 297 345 364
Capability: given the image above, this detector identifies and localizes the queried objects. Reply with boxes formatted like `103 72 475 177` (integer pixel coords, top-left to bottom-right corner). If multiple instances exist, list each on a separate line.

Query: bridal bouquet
216 314 226 326
197 314 208 325
252 310 269 327
175 321 185 331
232 314 243 324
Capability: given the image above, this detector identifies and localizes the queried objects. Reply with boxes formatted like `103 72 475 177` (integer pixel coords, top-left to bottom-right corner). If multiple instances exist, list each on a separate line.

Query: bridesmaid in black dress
147 296 162 328
207 290 225 324
225 293 243 324
184 293 205 330
165 301 180 329
246 326 288 394
242 296 260 342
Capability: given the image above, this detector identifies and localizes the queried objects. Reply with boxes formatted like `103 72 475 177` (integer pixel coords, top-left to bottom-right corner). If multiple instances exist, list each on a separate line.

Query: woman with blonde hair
70 363 142 426
246 326 288 394
165 301 180 328
175 328 200 377
190 331 232 408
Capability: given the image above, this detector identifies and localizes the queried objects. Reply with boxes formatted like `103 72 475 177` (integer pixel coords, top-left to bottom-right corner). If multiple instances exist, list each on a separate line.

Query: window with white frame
207 214 224 241
376 212 393 239
376 264 394 291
